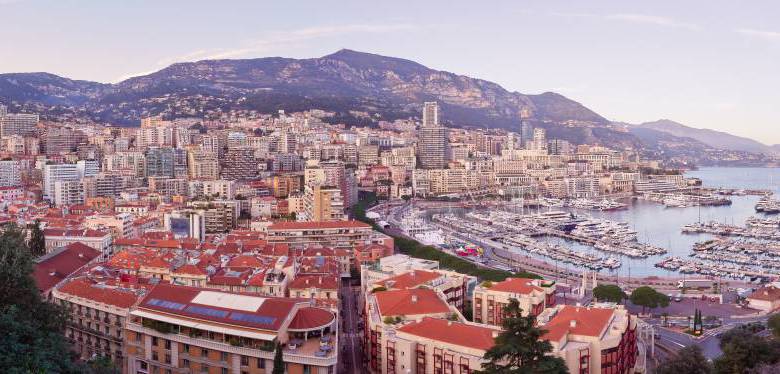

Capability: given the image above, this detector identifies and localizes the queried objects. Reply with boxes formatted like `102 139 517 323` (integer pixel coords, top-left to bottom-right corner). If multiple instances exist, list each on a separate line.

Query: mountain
0 49 607 130
635 119 777 155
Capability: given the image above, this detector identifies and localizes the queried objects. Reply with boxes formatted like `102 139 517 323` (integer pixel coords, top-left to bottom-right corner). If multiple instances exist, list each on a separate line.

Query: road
339 279 364 373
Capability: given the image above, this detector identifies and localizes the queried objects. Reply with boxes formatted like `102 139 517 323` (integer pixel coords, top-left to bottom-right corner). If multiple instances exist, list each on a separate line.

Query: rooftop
33 242 101 291
374 288 450 317
137 283 303 331
542 306 615 342
397 317 499 351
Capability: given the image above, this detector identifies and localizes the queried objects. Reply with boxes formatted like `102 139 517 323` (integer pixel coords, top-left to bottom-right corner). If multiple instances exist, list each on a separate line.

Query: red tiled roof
173 264 207 276
377 270 441 290
374 288 450 317
32 242 101 291
542 306 615 341
398 317 499 351
268 220 371 230
58 278 143 308
44 228 110 238
289 275 339 290
487 278 543 295
288 307 335 330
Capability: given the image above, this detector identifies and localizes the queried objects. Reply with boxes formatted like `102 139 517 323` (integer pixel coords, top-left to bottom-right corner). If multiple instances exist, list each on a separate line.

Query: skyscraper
417 102 448 169
422 101 439 127
520 121 534 147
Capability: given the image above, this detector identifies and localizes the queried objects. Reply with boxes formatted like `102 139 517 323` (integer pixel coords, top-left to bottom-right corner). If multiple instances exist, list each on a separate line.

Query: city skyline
1 0 779 143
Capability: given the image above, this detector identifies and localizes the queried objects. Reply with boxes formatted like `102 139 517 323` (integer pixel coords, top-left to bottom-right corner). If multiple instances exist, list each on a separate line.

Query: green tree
655 345 711 374
29 219 46 257
0 225 77 373
478 299 569 374
630 286 670 314
272 342 285 374
714 329 780 374
592 284 626 303
768 314 780 338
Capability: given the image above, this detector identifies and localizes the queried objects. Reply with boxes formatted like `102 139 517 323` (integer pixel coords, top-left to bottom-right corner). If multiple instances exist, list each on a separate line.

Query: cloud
551 12 700 31
735 28 780 42
605 14 700 31
113 23 418 82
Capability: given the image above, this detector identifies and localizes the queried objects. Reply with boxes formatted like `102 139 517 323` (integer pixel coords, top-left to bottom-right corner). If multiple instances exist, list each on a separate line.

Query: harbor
388 167 780 280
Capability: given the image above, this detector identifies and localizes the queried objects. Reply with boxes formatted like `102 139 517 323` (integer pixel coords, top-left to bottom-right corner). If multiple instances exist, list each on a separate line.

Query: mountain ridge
0 49 607 129
635 119 777 155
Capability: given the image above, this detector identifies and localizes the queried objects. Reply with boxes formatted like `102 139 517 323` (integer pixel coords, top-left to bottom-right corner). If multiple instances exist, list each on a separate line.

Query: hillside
636 119 777 155
0 49 606 131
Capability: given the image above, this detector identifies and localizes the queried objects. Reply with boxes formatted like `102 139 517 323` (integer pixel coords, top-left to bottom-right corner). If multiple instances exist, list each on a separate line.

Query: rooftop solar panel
147 298 186 310
229 312 276 326
185 305 230 318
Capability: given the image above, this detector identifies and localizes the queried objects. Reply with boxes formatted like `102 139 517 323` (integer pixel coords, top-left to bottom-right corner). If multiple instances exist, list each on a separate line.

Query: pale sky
1 0 779 143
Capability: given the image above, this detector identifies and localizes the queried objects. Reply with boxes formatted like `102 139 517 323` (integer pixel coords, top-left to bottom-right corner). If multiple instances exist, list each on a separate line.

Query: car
673 294 683 302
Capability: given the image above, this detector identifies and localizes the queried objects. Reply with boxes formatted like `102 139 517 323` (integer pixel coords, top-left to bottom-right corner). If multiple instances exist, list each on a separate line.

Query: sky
1 0 779 143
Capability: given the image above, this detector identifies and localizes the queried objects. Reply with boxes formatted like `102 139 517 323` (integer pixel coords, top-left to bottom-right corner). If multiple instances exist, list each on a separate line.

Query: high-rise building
221 147 257 180
520 121 534 147
302 184 345 222
43 163 80 201
0 160 22 187
422 101 439 127
0 105 39 138
417 102 448 169
43 127 87 155
187 149 220 180
145 147 187 179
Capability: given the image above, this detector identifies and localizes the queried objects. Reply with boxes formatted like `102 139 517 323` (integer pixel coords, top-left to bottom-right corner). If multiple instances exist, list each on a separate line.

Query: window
182 359 190 368
152 337 158 346
303 365 311 374
152 351 159 362
241 356 249 366
135 332 142 342
257 358 265 369
165 354 171 365
201 349 209 358
221 369 228 374
221 352 228 362
137 360 148 370
183 344 190 353
164 340 171 350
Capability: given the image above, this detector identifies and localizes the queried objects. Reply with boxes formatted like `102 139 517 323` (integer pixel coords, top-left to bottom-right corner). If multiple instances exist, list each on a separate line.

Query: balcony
127 322 337 367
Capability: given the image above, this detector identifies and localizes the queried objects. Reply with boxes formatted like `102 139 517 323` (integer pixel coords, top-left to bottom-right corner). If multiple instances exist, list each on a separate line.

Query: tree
714 329 780 374
630 286 670 314
28 219 46 257
592 284 626 303
478 299 569 374
272 342 285 374
768 314 780 338
655 345 711 374
0 225 78 373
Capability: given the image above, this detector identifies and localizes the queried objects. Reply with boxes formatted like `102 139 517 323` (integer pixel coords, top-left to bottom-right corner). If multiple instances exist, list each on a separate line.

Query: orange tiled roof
374 288 450 317
58 278 143 308
377 270 441 290
398 317 499 351
542 306 615 341
487 278 543 295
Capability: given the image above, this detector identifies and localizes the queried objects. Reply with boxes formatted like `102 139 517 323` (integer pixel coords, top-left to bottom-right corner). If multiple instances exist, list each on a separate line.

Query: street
339 278 364 374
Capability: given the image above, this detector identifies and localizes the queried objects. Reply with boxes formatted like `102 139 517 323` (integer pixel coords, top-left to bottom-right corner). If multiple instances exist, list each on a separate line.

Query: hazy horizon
1 0 778 143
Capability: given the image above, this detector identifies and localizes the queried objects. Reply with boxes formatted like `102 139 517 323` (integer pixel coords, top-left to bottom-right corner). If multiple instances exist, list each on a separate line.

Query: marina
392 167 780 279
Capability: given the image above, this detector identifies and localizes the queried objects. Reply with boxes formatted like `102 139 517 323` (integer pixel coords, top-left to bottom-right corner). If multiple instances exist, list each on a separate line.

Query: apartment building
53 277 147 366
537 305 639 374
472 277 556 327
266 220 374 249
301 184 345 222
124 284 338 374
